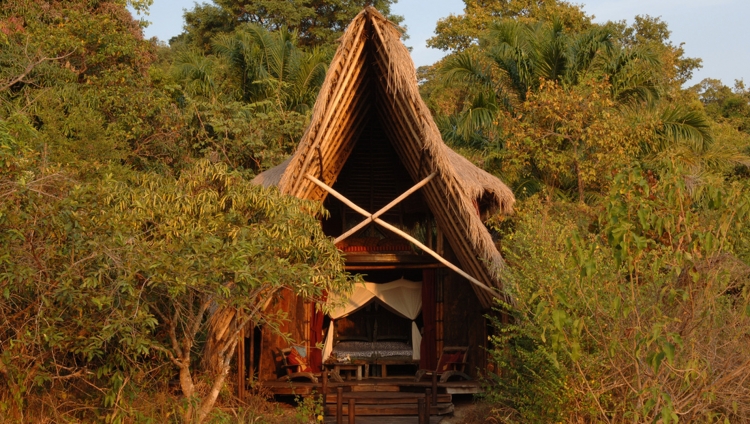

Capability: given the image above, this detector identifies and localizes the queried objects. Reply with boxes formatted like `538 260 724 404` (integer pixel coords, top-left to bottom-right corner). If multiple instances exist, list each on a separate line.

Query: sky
135 0 749 87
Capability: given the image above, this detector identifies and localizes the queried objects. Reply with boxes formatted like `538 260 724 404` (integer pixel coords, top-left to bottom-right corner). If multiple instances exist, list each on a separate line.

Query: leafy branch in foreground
0 154 352 422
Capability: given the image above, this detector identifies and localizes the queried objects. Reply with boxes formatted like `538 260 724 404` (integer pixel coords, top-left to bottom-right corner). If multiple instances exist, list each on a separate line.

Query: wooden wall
258 288 308 381
439 240 488 377
254 242 491 380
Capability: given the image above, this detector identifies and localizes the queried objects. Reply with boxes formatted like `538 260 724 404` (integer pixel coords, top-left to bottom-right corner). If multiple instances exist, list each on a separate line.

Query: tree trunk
196 338 239 423
178 361 196 423
202 306 238 375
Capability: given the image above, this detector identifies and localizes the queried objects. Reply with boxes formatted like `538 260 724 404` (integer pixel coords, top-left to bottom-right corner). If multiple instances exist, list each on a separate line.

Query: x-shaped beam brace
334 172 436 245
305 174 498 295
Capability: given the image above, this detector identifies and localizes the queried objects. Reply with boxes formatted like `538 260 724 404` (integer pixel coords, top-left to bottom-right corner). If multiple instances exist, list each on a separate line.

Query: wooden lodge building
249 7 515 387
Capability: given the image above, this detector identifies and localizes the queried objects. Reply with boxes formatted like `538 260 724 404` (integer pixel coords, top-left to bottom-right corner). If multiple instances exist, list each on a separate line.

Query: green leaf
662 342 675 365
647 351 665 373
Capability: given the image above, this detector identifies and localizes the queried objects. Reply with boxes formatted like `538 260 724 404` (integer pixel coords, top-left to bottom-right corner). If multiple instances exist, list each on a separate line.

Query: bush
486 165 750 422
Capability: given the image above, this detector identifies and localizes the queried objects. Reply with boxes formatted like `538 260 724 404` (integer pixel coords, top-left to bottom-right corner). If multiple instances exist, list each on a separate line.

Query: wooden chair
414 346 470 383
278 347 318 383
278 347 344 384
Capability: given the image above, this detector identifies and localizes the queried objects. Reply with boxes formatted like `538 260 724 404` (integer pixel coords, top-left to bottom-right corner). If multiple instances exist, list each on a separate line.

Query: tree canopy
418 2 750 422
177 0 404 51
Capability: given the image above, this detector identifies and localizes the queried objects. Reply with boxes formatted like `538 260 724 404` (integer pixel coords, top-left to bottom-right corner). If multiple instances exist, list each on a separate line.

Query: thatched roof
252 7 515 307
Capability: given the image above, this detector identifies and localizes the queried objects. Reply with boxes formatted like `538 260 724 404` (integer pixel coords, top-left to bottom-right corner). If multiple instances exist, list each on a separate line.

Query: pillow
292 345 307 357
287 348 312 372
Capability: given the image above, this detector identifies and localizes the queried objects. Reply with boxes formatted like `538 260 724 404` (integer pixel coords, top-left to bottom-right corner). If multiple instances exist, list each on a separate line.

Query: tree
693 78 750 134
489 168 750 421
210 24 328 111
0 154 352 421
106 160 351 422
1 2 354 421
614 15 703 86
170 24 327 172
427 0 591 52
433 17 721 204
179 0 404 50
0 0 189 171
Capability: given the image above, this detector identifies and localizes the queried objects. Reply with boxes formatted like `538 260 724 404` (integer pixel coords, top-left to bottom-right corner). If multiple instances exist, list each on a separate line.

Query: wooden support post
348 399 355 424
425 387 431 418
418 397 426 424
237 326 245 403
321 369 328 415
431 372 438 406
336 386 344 424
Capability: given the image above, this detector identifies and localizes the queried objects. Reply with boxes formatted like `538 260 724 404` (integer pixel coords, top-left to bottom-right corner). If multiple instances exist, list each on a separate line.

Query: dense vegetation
1 0 748 422
421 2 750 422
0 0 364 421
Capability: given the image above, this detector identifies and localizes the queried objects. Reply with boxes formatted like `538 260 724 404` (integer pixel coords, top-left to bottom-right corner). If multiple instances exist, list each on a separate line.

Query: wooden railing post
336 386 343 424
418 397 426 424
425 387 431 420
321 369 328 415
431 372 438 406
348 399 355 424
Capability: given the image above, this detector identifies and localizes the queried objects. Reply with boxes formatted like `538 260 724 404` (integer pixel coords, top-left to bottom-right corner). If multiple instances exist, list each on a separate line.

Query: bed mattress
332 341 413 359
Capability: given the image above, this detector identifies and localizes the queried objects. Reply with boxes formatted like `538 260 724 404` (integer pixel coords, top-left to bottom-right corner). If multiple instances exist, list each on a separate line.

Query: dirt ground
439 395 501 424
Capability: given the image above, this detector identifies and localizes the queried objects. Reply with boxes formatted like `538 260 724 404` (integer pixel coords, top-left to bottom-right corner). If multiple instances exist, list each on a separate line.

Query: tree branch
0 50 75 93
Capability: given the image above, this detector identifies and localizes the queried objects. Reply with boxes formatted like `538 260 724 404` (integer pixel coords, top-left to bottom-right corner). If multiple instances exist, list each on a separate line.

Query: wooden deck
261 376 481 420
262 376 483 396
323 417 444 424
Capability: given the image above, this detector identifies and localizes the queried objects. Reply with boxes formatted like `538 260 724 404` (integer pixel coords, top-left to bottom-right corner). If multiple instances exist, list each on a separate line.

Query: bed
332 340 413 360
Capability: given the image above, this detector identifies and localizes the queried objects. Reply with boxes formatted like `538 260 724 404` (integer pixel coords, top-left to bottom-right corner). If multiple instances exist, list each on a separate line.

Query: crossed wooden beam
305 173 498 295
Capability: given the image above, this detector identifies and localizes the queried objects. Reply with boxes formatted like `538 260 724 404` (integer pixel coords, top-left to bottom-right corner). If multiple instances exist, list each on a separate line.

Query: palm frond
489 20 534 99
173 50 218 99
656 106 713 153
441 52 495 91
532 19 568 83
564 26 613 85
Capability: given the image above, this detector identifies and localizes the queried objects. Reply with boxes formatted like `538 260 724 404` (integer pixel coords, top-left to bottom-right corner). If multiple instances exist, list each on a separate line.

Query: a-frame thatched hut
249 7 515 383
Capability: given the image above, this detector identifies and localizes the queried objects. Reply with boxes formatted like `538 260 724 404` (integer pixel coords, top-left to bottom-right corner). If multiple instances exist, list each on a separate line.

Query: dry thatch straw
253 7 515 307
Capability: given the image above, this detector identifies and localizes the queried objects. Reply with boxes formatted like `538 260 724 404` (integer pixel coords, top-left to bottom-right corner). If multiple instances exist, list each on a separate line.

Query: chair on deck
415 346 470 383
278 347 318 383
279 346 344 384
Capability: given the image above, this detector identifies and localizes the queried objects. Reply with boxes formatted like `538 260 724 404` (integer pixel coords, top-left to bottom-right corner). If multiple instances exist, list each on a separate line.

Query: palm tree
211 24 327 112
440 18 660 137
436 17 723 203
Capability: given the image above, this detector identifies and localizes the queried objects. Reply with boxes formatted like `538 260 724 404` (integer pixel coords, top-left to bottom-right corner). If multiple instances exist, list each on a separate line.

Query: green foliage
179 0 404 50
0 153 351 420
429 14 724 206
490 167 750 421
293 394 325 423
694 78 750 135
613 15 703 86
210 24 328 112
438 6 750 423
2 0 750 421
169 22 327 173
428 0 592 52
0 1 353 421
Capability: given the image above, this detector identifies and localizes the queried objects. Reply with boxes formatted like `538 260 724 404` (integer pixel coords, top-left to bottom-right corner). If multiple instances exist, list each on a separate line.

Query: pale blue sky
135 0 749 87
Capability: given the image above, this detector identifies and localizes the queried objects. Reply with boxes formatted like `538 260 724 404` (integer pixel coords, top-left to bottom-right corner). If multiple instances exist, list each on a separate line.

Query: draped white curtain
322 278 422 361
